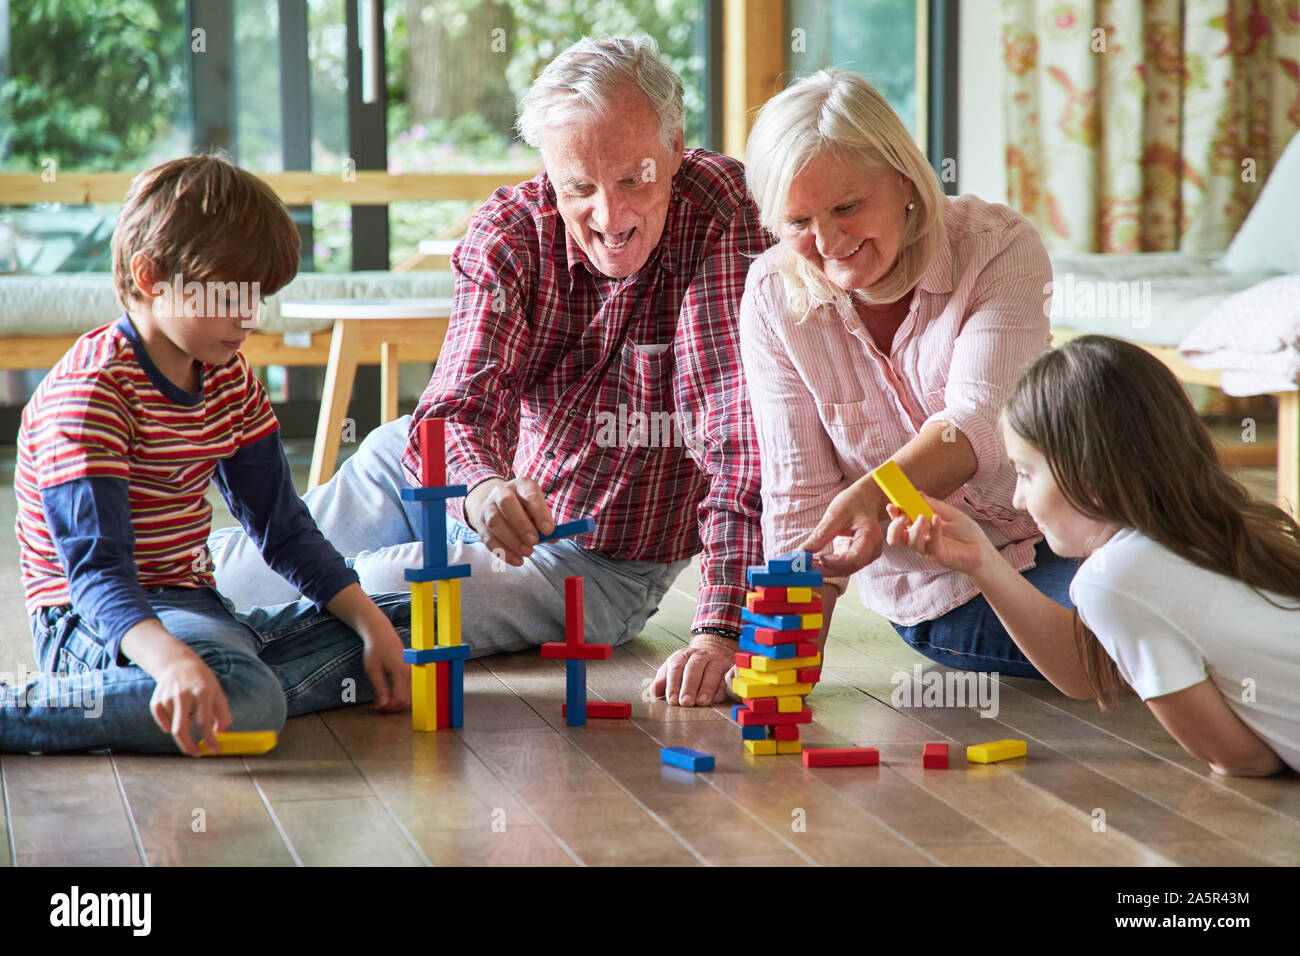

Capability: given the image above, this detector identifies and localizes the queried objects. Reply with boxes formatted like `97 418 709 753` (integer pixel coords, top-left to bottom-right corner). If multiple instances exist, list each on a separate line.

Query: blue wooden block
565 659 586 726
660 747 714 772
421 504 448 568
536 516 597 544
746 569 823 588
763 550 815 574
731 703 745 722
449 657 464 728
405 563 472 583
400 485 469 501
741 607 803 631
403 644 471 664
740 724 767 741
739 634 798 659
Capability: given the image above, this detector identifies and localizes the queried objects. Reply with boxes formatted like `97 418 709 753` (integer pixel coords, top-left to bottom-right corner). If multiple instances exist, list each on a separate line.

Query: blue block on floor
400 485 469 501
741 607 803 631
449 658 464 728
740 724 767 741
660 747 714 772
537 516 597 544
762 550 815 574
739 634 799 658
405 563 472 583
565 659 587 726
746 569 823 587
403 644 471 664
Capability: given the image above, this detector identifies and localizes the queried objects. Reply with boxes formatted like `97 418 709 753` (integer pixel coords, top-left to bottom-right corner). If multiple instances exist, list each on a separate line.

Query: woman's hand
652 635 737 707
884 493 996 576
798 480 886 576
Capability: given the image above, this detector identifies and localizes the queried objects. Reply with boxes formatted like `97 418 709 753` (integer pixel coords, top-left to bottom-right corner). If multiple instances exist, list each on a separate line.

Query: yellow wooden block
197 731 278 756
732 677 815 698
436 578 461 647
746 652 821 673
785 587 813 603
410 581 436 650
871 459 935 522
799 613 823 630
966 739 1027 764
736 666 797 685
776 695 804 712
776 740 802 754
411 663 438 732
744 739 778 755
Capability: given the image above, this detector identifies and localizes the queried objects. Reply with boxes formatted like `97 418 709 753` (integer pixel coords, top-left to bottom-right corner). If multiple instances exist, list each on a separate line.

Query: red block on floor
796 667 822 684
923 742 949 769
773 724 800 741
436 659 450 730
802 747 879 767
541 642 612 660
736 707 812 728
741 697 777 713
563 701 631 719
734 651 753 669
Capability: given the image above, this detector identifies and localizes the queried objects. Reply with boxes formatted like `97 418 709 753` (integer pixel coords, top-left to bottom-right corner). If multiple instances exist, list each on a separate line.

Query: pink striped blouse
738 195 1053 625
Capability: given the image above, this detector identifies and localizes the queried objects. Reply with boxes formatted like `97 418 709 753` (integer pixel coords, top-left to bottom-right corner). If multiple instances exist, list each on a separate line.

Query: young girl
887 335 1300 777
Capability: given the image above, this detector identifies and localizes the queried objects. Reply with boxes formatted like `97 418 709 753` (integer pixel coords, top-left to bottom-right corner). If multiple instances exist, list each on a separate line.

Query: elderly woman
738 69 1074 678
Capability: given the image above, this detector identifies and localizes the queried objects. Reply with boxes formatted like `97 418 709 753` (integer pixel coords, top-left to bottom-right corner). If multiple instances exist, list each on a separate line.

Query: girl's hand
358 620 411 712
885 493 995 576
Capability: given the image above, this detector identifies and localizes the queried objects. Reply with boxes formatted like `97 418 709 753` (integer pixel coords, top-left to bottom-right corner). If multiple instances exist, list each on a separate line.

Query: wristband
690 625 740 642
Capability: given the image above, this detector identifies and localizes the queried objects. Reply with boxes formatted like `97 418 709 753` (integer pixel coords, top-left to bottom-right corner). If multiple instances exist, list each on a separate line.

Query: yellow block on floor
776 740 802 754
746 652 821 673
744 739 778 755
411 664 438 732
733 677 815 698
966 739 1027 763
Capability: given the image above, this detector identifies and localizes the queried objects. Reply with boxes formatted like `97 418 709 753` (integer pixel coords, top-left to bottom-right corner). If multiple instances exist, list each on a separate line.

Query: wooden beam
722 0 785 158
0 170 538 206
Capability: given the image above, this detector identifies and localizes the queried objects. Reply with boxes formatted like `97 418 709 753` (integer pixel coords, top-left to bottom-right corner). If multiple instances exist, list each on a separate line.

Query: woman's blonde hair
745 69 946 319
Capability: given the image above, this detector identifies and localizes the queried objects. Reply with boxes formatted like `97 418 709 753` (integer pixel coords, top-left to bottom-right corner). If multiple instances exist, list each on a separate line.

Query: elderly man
210 36 768 708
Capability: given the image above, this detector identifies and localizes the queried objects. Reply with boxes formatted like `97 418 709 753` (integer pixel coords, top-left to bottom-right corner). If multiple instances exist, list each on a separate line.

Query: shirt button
545 451 556 460
567 409 578 416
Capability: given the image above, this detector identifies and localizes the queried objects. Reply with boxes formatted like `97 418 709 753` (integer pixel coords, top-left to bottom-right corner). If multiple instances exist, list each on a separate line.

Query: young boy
4 153 410 755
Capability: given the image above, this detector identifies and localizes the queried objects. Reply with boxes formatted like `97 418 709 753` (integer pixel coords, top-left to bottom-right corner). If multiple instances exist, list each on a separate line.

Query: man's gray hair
517 35 684 153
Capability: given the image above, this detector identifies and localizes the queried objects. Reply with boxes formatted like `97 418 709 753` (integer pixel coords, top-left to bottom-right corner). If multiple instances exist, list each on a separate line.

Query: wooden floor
1 442 1296 866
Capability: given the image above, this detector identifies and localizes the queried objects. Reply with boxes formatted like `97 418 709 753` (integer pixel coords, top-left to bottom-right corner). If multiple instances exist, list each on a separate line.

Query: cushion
1221 131 1300 276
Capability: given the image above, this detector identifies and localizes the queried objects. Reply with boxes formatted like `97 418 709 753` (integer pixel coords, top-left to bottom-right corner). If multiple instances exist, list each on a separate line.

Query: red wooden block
773 724 800 741
563 701 631 719
540 642 612 660
436 660 450 729
734 651 753 669
736 707 812 727
418 418 446 487
796 667 822 684
565 576 584 644
746 627 820 646
795 641 818 657
741 697 777 713
746 595 824 615
801 747 879 767
923 742 949 769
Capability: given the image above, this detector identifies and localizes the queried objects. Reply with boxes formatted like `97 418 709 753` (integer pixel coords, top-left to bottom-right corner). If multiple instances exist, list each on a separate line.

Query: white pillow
1222 132 1300 276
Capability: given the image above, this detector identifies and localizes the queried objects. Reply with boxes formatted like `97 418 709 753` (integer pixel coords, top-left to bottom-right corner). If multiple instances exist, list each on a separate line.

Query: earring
906 200 916 211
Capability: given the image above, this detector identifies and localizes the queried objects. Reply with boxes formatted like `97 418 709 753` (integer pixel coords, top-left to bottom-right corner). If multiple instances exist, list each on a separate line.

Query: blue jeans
0 586 412 754
891 539 1077 679
209 417 690 656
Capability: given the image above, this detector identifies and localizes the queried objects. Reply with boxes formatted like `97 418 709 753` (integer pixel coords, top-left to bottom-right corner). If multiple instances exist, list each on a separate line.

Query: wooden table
279 297 454 488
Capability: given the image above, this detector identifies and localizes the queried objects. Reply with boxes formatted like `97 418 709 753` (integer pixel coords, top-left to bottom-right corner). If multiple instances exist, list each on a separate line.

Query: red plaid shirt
404 148 769 632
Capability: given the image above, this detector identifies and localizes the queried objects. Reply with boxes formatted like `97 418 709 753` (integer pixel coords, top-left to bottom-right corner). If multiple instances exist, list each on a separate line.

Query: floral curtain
1002 0 1300 253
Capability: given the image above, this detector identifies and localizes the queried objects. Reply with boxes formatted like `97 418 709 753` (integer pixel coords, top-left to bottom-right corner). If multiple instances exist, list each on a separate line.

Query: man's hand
464 476 556 566
798 478 886 576
652 634 737 707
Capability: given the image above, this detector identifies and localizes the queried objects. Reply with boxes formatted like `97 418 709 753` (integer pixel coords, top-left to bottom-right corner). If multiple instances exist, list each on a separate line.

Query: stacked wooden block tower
544 574 633 725
731 550 824 756
401 418 471 732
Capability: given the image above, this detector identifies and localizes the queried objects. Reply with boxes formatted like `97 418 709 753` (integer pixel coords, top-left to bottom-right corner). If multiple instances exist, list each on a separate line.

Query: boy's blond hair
110 152 300 309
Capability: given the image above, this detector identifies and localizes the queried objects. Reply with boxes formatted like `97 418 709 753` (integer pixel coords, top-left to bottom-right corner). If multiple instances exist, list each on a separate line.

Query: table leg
381 341 400 424
309 318 361 489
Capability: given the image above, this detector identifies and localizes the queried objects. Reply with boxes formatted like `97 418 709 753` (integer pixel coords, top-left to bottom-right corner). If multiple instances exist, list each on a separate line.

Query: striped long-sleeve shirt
16 315 356 657
403 148 771 632
738 195 1052 625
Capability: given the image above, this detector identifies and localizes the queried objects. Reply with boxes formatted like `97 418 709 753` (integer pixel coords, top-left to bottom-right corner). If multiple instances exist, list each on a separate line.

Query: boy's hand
356 619 411 712
150 650 233 756
884 493 994 576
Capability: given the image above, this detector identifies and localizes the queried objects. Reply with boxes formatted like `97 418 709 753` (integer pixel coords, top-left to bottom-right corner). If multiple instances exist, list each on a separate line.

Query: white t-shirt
1070 526 1300 772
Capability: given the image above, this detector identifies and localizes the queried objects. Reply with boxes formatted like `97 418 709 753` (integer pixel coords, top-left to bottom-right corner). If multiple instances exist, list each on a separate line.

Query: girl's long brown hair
1004 335 1300 708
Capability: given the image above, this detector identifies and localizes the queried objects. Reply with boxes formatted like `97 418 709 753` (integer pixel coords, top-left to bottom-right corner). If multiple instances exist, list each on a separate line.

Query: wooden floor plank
111 754 296 866
4 755 142 866
272 796 425 866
